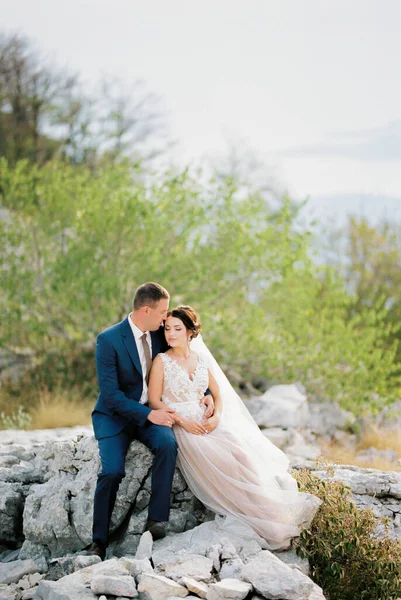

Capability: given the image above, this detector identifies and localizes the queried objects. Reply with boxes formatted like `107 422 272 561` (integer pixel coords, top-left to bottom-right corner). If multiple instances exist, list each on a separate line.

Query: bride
148 305 321 550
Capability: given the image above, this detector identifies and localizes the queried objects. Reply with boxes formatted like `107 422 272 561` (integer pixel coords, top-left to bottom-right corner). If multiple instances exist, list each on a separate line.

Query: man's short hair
133 282 170 310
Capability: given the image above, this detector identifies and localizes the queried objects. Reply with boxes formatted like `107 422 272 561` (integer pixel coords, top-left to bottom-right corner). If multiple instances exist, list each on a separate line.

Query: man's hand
147 408 181 427
203 414 220 434
200 394 214 418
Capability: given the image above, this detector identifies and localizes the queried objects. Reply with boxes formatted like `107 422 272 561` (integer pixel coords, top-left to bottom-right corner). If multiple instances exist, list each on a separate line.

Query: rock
308 586 326 600
0 427 92 448
127 557 154 580
219 558 244 580
16 435 203 558
0 586 18 600
261 427 291 449
273 547 310 576
286 432 321 461
135 489 150 510
206 544 221 572
0 482 24 543
0 559 43 585
47 555 101 580
91 574 138 597
125 508 148 536
308 400 355 437
135 531 153 559
138 572 188 599
314 464 401 498
375 399 401 432
0 549 20 563
153 516 266 565
23 477 83 555
241 550 315 599
167 508 190 533
181 576 209 598
154 553 214 582
21 589 38 600
35 557 130 599
246 384 309 429
206 578 252 600
356 447 398 465
18 541 50 564
36 579 97 599
220 544 237 560
112 534 141 558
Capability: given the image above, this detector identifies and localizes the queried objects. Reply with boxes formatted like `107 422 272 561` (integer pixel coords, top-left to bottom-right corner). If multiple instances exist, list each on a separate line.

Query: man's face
145 298 169 331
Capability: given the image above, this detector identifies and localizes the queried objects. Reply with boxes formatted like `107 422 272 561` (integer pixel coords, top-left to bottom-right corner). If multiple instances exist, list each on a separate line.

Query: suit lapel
120 317 143 376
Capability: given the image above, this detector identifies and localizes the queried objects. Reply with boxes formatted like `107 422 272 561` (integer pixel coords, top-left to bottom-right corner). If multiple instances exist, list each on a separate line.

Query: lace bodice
159 352 209 422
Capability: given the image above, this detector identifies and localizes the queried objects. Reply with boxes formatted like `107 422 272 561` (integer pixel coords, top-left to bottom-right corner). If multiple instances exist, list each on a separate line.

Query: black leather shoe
145 519 166 540
82 541 106 561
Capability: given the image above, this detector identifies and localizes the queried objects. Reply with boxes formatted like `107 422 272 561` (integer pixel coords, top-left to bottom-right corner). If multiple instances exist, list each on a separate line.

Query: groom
85 282 213 560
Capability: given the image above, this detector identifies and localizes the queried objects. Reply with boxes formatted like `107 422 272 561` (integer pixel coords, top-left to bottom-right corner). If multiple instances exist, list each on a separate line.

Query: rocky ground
0 384 400 599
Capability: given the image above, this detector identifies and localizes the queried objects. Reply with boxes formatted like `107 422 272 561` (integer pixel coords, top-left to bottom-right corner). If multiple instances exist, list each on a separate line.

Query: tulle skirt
173 421 321 551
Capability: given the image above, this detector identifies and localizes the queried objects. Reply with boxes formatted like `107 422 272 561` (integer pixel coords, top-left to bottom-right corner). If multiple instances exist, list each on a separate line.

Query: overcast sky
2 0 401 222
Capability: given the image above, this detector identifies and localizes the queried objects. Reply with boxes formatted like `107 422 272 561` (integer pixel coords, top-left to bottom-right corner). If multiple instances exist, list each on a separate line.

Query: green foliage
258 267 401 413
1 158 400 415
294 468 401 600
328 216 401 364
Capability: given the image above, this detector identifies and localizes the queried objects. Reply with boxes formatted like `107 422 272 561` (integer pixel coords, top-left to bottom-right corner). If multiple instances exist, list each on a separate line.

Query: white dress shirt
128 314 152 405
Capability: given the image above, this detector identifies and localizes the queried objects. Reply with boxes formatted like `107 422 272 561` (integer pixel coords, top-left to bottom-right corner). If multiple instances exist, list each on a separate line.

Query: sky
2 0 401 223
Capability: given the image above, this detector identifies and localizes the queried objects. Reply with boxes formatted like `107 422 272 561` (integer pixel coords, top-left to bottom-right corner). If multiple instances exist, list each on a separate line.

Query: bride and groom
85 282 320 560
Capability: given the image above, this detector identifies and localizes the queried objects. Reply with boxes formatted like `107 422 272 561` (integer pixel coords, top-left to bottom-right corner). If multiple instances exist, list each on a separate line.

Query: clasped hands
149 395 218 435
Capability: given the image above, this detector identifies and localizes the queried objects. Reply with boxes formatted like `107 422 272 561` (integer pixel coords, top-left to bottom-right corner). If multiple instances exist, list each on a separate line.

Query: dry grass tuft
28 387 92 430
355 425 401 455
319 427 401 473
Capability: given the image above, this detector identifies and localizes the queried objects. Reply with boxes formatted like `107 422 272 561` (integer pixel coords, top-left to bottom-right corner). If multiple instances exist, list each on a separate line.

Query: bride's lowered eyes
164 326 183 331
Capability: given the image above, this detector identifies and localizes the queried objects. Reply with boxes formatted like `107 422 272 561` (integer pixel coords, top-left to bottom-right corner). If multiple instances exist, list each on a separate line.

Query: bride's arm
148 356 181 424
148 355 165 410
204 371 222 433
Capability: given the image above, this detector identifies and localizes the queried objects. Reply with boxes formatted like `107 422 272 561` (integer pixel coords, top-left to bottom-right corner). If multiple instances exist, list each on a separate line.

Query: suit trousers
92 419 178 546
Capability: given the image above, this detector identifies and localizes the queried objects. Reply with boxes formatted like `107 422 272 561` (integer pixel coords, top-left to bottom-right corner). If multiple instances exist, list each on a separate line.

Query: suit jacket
92 317 168 440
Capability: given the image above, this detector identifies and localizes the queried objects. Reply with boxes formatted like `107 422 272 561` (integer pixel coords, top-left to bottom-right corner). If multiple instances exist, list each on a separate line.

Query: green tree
0 33 169 167
1 160 400 414
323 216 401 362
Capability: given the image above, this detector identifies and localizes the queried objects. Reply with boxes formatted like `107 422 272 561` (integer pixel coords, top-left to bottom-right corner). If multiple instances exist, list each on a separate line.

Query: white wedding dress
159 350 321 550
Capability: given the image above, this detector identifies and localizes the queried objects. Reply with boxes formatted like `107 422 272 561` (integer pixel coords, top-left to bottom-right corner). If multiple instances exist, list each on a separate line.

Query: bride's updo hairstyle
167 305 201 340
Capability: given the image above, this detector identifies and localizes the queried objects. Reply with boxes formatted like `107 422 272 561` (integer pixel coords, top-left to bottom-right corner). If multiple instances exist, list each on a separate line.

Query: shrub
294 468 401 600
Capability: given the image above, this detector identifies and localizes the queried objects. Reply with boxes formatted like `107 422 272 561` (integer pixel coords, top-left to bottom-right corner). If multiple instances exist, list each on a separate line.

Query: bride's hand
181 419 208 435
203 415 220 434
200 394 214 418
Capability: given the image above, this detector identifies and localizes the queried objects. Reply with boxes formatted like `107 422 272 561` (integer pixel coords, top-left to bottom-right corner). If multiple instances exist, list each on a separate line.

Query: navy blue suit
91 317 178 546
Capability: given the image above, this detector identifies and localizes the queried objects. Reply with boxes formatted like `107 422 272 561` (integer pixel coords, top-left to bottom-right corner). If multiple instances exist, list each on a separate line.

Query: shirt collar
128 314 149 341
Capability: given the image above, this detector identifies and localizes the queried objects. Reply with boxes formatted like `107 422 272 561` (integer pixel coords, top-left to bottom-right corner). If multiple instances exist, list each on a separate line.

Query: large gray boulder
246 384 310 429
242 550 325 600
0 430 211 558
307 400 355 437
